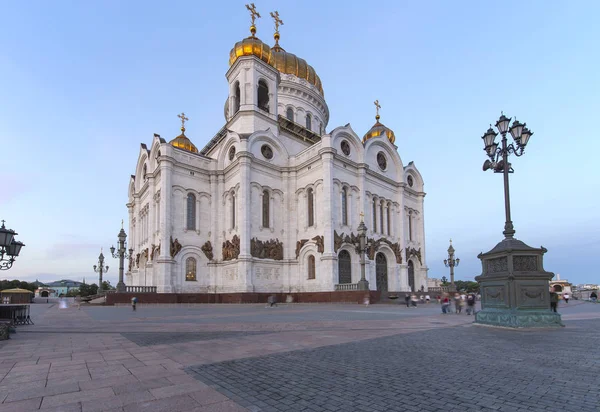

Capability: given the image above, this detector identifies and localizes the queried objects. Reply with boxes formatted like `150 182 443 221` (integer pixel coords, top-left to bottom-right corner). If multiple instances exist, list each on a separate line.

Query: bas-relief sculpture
295 235 324 258
170 236 182 258
201 241 214 260
251 238 284 260
222 235 240 261
405 247 422 265
333 230 402 263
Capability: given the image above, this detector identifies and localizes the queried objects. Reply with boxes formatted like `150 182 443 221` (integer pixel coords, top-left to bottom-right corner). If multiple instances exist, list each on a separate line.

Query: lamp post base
357 279 370 291
475 238 563 329
116 282 126 293
475 309 562 328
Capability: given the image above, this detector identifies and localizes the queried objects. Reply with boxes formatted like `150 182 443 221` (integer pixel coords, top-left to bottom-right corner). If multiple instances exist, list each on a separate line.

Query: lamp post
93 249 109 293
481 112 533 239
110 221 133 293
0 220 25 271
443 239 459 290
475 113 562 328
356 213 370 291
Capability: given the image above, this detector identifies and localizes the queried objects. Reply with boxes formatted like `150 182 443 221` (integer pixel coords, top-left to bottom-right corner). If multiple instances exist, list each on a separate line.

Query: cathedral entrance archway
408 260 415 292
338 250 351 284
376 253 388 293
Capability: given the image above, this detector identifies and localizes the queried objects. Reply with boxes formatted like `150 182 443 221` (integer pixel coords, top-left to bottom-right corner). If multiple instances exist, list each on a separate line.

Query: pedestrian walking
131 296 137 311
410 294 418 308
563 293 569 303
591 291 598 302
441 294 450 314
405 294 410 308
466 293 476 315
425 294 430 304
454 293 463 314
549 289 559 312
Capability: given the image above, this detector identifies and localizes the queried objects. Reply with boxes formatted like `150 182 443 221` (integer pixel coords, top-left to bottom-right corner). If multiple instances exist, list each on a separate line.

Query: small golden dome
271 47 323 95
363 115 396 145
229 36 273 67
169 127 198 153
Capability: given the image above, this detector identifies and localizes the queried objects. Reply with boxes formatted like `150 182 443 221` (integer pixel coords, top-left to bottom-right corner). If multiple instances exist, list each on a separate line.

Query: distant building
550 274 572 296
44 280 84 296
35 288 57 298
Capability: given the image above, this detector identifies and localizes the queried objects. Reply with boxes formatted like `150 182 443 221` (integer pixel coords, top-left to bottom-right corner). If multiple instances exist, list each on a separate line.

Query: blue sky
1 1 598 286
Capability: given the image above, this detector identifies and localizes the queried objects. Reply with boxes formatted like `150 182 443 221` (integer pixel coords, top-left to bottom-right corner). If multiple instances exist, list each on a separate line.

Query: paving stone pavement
187 318 600 412
0 301 597 411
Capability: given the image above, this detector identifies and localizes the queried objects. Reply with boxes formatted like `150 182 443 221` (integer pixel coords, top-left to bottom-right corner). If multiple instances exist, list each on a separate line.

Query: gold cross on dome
246 3 261 25
177 112 189 130
270 11 284 32
374 100 381 118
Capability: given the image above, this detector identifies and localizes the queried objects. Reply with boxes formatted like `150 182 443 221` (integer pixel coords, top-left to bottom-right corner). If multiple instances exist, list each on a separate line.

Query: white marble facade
126 29 428 294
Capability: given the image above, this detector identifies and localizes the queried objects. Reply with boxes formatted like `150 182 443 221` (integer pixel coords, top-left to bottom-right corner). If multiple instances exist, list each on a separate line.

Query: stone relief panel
483 286 506 306
201 241 213 260
170 236 182 258
295 235 324 259
513 256 538 272
405 247 422 265
518 286 547 308
486 257 508 274
222 235 240 261
250 238 284 260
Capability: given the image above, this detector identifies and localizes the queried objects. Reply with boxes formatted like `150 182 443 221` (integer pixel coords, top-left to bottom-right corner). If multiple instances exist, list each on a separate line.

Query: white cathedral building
126 10 428 296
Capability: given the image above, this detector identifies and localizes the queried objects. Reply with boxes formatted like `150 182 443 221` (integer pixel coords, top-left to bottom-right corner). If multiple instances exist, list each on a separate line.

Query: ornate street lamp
93 249 109 293
110 221 133 293
481 112 533 239
356 213 370 291
475 113 561 328
443 239 459 290
0 220 25 271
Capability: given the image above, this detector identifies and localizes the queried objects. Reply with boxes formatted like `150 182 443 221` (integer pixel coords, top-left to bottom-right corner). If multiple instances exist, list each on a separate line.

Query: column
238 152 251 258
157 158 174 293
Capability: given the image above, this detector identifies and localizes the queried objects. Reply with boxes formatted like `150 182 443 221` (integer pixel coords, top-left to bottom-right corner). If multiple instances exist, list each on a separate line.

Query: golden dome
229 35 273 67
271 46 323 95
363 115 396 145
169 127 198 153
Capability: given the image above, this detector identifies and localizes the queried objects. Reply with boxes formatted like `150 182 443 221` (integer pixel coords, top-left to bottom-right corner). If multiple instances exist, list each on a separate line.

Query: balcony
125 286 157 293
335 283 358 291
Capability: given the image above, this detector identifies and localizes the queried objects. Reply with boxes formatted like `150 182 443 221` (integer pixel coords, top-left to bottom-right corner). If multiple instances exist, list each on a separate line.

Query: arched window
307 255 316 279
262 190 270 228
307 188 314 227
372 198 377 232
258 80 269 112
380 201 384 235
231 193 236 229
186 193 196 230
341 188 348 226
185 257 197 281
286 107 294 121
338 250 351 284
387 203 391 236
408 211 413 241
306 113 312 130
234 82 240 114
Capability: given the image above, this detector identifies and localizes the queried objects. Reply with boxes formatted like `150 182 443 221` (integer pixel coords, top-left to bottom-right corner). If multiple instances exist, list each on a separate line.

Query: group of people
440 292 477 315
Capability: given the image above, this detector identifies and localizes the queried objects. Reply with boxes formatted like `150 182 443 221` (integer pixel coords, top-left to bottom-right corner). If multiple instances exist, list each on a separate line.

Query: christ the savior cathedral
125 7 428 296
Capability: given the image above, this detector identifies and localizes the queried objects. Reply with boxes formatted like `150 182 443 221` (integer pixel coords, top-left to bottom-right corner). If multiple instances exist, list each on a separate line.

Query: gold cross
177 112 189 130
270 11 283 32
374 100 381 119
246 3 261 26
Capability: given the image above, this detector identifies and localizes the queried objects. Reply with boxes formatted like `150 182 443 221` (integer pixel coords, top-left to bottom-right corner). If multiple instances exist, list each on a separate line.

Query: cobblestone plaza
0 301 598 411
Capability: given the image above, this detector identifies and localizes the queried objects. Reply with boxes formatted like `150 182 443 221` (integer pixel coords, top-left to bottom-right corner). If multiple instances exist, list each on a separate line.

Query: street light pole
482 113 533 239
443 239 459 290
110 221 133 293
0 220 25 271
93 249 109 292
356 212 370 291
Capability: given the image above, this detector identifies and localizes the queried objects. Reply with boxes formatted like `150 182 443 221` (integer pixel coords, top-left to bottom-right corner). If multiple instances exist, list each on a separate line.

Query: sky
1 0 599 286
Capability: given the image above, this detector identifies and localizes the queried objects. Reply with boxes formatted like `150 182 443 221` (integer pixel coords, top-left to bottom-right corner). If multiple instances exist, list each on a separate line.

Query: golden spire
177 112 189 133
374 100 381 121
246 3 261 37
270 11 284 47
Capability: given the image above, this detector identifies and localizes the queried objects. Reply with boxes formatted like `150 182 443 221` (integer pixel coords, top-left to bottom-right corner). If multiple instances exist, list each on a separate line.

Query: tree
454 280 480 293
101 281 114 291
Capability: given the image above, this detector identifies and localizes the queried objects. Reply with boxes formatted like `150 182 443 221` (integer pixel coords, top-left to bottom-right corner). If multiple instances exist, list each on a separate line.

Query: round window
407 175 414 187
261 144 273 160
341 140 351 156
377 152 387 171
228 146 236 161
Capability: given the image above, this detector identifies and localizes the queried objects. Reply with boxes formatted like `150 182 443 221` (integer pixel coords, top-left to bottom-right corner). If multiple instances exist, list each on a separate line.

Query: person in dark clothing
550 289 559 312
405 294 410 308
591 291 598 302
466 293 476 315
